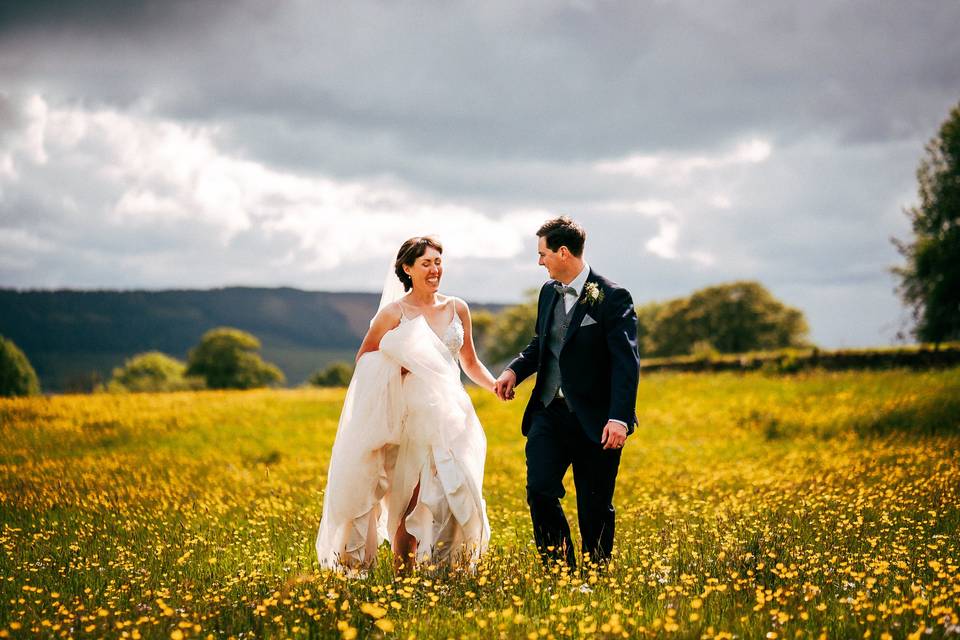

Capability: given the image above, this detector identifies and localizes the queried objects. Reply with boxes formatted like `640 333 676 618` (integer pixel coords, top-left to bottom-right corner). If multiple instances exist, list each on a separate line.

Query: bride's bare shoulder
446 295 471 318
371 302 403 330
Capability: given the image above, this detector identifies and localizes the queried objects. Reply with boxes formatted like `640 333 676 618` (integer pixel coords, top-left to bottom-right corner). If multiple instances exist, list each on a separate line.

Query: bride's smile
404 247 443 294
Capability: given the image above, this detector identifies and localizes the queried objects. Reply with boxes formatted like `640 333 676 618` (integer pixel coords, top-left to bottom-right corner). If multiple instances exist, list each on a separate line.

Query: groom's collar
563 261 590 297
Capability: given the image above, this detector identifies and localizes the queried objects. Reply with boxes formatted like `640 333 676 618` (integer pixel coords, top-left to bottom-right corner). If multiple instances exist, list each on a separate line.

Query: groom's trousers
525 396 622 569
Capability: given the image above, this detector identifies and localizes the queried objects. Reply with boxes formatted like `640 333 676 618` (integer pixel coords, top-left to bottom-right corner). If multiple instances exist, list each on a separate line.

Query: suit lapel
562 268 596 346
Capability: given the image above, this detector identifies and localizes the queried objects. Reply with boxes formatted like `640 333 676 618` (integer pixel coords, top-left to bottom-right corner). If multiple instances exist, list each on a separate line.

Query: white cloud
710 194 733 209
645 218 679 259
1 95 542 273
631 199 676 218
0 227 55 252
582 138 777 269
594 138 773 185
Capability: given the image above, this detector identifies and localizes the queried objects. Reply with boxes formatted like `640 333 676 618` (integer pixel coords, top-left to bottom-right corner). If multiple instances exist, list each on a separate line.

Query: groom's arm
603 286 640 434
505 285 547 385
506 330 540 385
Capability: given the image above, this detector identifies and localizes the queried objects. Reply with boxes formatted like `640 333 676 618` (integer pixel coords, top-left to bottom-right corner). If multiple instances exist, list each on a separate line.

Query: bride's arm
355 303 402 362
455 298 497 392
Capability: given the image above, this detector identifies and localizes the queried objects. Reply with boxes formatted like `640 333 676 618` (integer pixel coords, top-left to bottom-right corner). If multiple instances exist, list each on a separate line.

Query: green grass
1 369 959 639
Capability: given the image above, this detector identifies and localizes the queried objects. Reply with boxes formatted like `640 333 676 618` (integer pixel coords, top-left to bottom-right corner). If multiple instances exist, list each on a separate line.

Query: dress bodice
398 299 464 362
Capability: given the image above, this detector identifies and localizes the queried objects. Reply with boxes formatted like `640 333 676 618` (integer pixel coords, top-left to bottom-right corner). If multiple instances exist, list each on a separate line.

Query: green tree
308 361 354 387
483 290 539 365
644 281 810 357
0 335 40 397
107 351 205 393
893 100 960 344
635 301 666 358
469 309 494 357
186 328 285 389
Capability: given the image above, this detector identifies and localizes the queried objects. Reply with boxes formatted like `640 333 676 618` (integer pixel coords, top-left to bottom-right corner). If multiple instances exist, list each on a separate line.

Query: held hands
600 421 628 450
494 370 627 447
493 369 517 401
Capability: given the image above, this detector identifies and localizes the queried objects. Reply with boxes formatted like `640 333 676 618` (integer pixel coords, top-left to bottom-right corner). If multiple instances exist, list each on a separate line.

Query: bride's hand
493 369 517 401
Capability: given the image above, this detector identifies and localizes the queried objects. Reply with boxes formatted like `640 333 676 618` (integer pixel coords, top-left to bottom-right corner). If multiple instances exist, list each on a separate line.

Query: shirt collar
565 261 590 296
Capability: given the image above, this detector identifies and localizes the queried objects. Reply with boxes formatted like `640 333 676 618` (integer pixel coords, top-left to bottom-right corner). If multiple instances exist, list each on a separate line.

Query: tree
893 100 960 344
107 351 205 393
186 327 285 389
643 281 810 357
0 335 40 397
469 309 495 357
308 361 354 387
482 290 540 365
635 301 666 358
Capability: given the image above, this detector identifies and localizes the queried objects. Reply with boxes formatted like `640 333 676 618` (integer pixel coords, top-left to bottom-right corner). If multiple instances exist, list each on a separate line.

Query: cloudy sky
1 1 958 347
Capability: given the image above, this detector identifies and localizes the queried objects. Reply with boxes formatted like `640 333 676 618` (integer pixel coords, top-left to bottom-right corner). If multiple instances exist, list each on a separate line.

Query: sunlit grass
1 368 959 638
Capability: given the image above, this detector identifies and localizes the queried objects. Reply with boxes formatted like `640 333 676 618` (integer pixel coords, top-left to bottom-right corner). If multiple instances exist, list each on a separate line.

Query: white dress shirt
559 261 590 313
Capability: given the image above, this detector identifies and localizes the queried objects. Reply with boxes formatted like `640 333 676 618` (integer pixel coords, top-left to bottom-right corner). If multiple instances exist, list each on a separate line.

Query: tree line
0 328 285 396
0 279 809 395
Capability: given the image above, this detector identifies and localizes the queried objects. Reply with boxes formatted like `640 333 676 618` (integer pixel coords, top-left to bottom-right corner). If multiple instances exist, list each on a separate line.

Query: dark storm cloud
0 0 234 36
1 0 958 347
3 1 958 166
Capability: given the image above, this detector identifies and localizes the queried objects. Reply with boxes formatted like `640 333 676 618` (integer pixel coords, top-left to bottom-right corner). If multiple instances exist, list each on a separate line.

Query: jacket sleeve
603 286 640 432
506 285 547 385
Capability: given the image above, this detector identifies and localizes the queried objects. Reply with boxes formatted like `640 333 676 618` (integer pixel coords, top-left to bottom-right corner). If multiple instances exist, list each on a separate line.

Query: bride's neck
407 288 438 306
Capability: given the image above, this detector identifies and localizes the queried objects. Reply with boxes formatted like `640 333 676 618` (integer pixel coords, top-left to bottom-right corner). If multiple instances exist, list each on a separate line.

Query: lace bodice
398 300 464 361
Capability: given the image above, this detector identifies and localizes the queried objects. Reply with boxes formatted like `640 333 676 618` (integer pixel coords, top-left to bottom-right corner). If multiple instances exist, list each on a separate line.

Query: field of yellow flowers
2 368 959 639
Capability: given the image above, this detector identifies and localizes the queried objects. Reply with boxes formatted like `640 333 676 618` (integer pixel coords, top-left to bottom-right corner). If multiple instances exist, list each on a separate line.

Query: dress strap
449 297 460 325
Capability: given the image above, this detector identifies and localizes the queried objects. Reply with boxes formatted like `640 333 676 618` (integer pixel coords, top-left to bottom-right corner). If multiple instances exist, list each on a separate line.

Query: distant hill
0 287 505 392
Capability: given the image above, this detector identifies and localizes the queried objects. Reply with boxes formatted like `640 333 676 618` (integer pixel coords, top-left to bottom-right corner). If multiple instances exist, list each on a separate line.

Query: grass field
2 369 959 639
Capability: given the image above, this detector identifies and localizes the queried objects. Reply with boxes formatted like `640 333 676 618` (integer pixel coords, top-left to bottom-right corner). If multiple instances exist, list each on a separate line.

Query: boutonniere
580 282 604 307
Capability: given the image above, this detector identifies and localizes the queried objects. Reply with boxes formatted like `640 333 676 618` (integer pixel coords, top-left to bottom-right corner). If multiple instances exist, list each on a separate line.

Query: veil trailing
375 261 407 321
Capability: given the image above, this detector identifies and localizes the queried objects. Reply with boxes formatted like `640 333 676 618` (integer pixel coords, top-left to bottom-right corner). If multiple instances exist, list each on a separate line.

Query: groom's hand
494 370 517 401
601 421 628 450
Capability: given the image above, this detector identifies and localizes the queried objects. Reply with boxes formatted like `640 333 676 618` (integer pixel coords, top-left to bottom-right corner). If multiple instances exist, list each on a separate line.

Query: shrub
186 328 285 389
107 351 205 393
308 362 354 387
0 335 40 397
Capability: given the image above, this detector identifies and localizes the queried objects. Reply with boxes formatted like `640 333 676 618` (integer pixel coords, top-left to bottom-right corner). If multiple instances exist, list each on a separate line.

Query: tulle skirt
315 316 489 572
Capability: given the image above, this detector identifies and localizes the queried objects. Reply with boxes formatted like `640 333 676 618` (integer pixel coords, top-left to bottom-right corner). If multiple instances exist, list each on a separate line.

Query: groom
494 216 640 570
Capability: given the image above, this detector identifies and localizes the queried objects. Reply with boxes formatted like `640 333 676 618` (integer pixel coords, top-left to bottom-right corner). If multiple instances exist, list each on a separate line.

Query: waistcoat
539 293 576 406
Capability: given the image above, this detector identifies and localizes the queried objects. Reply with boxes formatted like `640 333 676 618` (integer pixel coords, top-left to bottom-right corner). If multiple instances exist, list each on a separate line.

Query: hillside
0 287 504 391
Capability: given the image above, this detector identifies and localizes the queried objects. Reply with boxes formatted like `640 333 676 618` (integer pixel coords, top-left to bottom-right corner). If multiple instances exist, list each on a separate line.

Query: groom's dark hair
395 236 443 291
537 216 585 257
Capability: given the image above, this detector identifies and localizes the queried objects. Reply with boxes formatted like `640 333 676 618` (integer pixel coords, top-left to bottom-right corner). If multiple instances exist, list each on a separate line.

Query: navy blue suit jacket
507 268 641 444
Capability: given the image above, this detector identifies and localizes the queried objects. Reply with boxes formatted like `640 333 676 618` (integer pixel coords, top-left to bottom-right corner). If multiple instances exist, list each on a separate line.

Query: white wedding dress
315 301 490 572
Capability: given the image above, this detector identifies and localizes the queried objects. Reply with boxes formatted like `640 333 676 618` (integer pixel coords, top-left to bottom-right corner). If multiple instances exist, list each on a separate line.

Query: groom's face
537 236 563 281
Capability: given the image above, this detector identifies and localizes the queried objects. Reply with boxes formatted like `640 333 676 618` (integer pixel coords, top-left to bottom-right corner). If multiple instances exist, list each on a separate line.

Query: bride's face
405 247 443 293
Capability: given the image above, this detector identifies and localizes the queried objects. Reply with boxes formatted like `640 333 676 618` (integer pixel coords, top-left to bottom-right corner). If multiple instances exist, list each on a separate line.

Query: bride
315 236 496 574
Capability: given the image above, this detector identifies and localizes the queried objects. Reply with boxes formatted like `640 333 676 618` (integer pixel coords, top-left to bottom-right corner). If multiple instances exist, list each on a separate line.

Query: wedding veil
375 260 407 322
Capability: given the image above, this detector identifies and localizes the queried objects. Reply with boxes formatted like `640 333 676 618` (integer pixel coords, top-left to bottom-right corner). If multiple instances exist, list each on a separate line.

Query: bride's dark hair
395 236 443 291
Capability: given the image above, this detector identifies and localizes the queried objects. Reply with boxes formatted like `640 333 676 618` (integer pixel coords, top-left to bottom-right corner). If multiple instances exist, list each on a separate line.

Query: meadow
2 368 959 639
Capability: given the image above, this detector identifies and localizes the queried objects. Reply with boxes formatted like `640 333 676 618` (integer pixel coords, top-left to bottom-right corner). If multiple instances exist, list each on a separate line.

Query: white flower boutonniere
581 282 604 307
